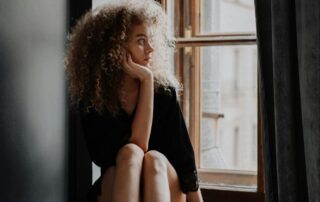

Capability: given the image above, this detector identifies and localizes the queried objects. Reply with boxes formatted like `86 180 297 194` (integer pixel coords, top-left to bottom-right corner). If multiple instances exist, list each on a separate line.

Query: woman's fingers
127 53 133 63
122 54 138 78
122 53 153 81
126 54 136 69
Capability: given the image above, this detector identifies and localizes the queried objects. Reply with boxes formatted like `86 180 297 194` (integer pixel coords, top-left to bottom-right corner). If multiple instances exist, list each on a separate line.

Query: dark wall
67 1 93 201
0 1 68 201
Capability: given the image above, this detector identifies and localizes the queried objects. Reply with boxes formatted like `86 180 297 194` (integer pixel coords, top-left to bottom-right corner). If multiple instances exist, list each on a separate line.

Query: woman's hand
122 53 153 82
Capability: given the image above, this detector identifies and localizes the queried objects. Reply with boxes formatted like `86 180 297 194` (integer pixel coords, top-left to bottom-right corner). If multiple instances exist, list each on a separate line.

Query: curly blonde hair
65 0 180 116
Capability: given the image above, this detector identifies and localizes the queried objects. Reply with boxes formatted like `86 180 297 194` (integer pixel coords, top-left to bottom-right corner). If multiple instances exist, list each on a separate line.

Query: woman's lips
144 57 151 62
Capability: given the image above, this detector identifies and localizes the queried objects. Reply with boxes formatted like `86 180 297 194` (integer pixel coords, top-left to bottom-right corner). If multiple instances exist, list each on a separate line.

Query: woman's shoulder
155 85 182 107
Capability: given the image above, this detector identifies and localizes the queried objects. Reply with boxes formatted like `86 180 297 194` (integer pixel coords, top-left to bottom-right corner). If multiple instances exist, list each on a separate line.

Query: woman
65 0 203 201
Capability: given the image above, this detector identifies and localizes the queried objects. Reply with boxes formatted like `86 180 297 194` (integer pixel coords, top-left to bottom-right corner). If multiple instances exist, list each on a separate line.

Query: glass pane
166 0 175 75
200 0 256 33
199 45 258 188
200 45 257 171
93 0 109 8
167 0 175 38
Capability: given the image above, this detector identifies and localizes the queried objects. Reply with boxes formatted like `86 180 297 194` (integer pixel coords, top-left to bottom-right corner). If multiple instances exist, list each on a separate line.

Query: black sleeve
80 110 131 170
163 87 200 193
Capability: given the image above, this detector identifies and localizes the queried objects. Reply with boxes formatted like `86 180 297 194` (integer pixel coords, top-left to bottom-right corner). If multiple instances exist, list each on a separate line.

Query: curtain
254 0 320 201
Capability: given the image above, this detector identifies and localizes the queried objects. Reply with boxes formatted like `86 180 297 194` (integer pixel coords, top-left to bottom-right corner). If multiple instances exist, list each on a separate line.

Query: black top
79 86 199 200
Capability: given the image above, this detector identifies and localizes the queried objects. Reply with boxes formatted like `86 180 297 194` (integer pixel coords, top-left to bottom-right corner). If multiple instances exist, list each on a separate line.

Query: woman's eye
138 39 145 45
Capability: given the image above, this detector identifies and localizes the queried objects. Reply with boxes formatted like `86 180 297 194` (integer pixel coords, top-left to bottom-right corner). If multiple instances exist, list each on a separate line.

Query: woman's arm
122 54 154 152
129 75 153 152
187 189 203 202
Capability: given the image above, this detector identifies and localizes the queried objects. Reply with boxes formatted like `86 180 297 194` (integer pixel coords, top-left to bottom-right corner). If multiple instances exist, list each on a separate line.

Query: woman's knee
143 150 168 175
116 143 144 166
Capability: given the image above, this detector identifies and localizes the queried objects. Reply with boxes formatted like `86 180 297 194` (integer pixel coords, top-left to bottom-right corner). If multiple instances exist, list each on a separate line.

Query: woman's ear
125 47 132 55
121 45 130 55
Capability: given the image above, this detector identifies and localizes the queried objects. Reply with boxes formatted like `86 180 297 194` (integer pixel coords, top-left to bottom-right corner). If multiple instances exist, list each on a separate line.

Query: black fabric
254 0 320 201
79 86 199 200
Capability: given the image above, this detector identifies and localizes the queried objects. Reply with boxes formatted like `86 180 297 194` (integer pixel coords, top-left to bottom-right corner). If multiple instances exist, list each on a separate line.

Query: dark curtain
254 0 320 202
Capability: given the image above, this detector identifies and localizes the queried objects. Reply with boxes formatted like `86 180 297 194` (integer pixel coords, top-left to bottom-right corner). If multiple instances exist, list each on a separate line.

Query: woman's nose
146 42 154 53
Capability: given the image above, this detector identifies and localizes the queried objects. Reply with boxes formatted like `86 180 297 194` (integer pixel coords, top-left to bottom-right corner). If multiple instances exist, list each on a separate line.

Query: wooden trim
175 0 185 37
194 47 200 167
201 188 265 202
181 49 188 116
159 0 166 9
189 0 203 169
189 47 201 167
175 36 256 47
199 169 257 188
190 0 199 36
202 112 224 119
195 32 256 37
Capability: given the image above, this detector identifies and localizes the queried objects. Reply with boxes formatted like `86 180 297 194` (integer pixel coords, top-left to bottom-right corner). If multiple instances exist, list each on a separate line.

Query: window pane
166 0 175 38
200 45 257 188
93 0 109 8
166 0 175 75
200 0 256 33
175 46 258 189
200 45 257 171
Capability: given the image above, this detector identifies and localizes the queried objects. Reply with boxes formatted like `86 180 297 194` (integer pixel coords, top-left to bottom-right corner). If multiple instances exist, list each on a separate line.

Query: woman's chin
134 58 150 66
139 60 150 66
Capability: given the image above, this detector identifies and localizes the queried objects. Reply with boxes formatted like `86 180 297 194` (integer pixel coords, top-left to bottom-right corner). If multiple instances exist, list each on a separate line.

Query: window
161 0 264 201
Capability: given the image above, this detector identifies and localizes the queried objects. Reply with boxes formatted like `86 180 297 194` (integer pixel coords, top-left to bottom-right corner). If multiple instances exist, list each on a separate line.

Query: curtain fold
254 0 320 201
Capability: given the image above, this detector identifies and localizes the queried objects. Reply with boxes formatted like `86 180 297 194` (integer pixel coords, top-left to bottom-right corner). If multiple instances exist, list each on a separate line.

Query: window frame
159 0 265 201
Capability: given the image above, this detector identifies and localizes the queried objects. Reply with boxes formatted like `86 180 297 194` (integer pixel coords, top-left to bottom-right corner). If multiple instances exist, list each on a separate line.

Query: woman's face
125 22 154 66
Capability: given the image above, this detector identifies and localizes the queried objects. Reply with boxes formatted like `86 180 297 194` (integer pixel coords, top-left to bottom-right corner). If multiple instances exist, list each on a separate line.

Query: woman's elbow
128 138 148 153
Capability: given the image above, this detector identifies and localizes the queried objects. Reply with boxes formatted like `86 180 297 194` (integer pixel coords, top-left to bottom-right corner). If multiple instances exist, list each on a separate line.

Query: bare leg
112 143 144 202
143 150 170 202
143 150 186 202
166 158 186 202
99 166 115 202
